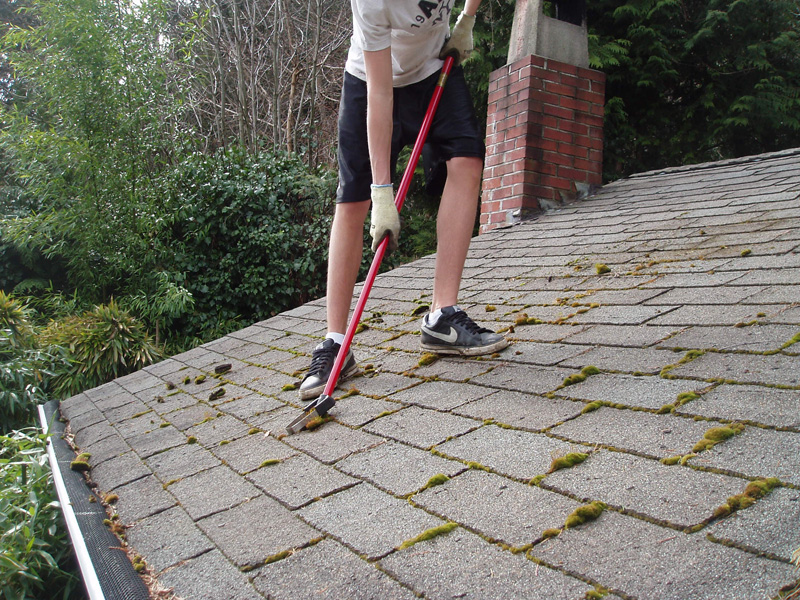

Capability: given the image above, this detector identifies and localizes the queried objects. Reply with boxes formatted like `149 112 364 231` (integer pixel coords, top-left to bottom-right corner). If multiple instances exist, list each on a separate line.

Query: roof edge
629 147 800 179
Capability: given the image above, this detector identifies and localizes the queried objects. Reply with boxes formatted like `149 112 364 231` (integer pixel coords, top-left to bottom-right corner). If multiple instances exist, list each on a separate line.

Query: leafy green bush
38 300 160 398
0 428 80 599
0 292 67 433
161 147 337 332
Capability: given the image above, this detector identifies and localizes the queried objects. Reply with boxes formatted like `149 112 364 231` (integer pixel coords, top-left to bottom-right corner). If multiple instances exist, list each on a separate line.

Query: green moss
165 381 176 390
248 428 261 435
704 426 736 442
595 263 611 275
187 436 198 444
398 522 458 550
660 455 681 466
657 404 675 414
676 392 699 405
214 363 232 375
564 501 606 529
586 588 610 600
182 376 191 385
581 401 603 414
70 460 90 472
75 452 91 462
194 374 206 384
418 353 439 367
264 549 292 565
420 473 450 491
485 305 497 312
541 528 562 539
548 452 589 473
466 461 490 472
740 249 752 257
219 440 230 445
529 474 546 486
562 365 600 388
104 493 119 504
209 388 226 401
781 331 800 350
355 322 368 334
259 459 282 468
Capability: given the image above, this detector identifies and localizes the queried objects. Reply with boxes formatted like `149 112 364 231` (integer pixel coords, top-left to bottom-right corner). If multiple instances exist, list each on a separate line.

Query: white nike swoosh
424 326 458 343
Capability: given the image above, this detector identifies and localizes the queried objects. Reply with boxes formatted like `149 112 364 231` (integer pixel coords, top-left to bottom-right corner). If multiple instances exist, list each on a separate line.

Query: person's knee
446 156 483 182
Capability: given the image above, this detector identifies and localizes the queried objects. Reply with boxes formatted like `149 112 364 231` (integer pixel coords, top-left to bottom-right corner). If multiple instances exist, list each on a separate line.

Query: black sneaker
298 338 358 401
420 306 509 356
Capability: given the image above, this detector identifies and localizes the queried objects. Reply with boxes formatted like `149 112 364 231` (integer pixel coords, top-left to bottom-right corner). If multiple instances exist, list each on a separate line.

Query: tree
587 0 800 177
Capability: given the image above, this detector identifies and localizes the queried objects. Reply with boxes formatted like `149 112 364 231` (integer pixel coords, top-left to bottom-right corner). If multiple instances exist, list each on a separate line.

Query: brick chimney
480 0 605 233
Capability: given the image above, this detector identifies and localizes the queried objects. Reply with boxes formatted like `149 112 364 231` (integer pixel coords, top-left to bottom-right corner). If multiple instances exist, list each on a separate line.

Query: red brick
559 143 589 159
544 81 577 97
560 96 591 113
542 150 574 167
558 120 589 136
542 127 572 143
543 104 575 120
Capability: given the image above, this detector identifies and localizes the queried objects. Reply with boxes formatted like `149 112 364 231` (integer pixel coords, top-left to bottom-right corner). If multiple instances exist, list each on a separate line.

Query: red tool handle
322 55 456 399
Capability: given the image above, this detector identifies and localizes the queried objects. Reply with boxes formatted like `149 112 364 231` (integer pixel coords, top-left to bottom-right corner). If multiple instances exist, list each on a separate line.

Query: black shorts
336 65 485 203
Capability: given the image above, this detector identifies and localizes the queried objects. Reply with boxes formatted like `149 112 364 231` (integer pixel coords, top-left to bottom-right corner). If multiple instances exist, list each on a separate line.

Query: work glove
439 11 476 65
369 184 400 253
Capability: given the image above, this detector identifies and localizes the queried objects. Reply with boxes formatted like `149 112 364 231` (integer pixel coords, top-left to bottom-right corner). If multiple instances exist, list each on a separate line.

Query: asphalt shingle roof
59 148 800 599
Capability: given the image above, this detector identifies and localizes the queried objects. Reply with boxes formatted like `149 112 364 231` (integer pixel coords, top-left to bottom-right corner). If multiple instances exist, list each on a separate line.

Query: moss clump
264 549 292 565
660 455 681 466
714 479 780 519
70 460 91 472
541 528 561 539
549 452 589 473
398 522 457 550
586 587 610 600
564 501 606 529
182 376 191 385
514 313 543 326
740 249 752 257
259 459 282 468
420 473 450 491
581 401 603 414
485 305 497 312
418 353 439 367
248 428 261 435
209 388 226 401
304 415 332 431
657 404 675 414
104 493 119 504
355 322 368 334
466 461 490 472
693 424 745 453
132 555 146 573
194 375 206 384
595 264 611 275
562 365 600 388
187 436 198 444
214 363 232 375
529 474 546 486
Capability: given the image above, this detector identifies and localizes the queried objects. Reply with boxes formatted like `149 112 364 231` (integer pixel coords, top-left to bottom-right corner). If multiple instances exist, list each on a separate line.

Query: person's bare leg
327 200 371 333
431 156 483 311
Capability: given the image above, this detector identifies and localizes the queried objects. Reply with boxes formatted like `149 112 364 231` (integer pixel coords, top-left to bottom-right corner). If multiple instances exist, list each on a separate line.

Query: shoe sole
298 361 359 401
420 336 510 356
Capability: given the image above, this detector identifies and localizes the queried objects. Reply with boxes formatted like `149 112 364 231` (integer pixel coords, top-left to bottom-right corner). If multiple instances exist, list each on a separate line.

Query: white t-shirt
346 0 453 87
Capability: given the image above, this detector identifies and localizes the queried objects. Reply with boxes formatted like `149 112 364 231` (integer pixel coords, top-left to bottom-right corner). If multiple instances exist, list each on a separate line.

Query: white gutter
38 404 106 600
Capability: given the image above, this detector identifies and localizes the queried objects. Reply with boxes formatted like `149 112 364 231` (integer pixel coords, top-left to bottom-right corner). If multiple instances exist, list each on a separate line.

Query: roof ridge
629 147 800 179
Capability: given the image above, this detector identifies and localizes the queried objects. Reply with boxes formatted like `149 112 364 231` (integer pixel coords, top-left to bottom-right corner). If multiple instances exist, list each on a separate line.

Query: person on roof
299 0 508 401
